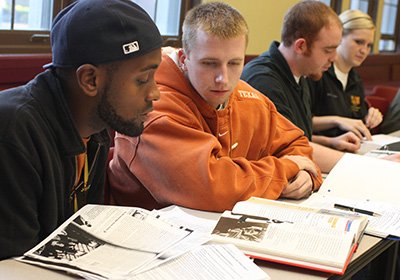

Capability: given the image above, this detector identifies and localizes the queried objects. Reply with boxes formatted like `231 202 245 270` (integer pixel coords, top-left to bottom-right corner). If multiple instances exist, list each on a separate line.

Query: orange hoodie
107 52 322 211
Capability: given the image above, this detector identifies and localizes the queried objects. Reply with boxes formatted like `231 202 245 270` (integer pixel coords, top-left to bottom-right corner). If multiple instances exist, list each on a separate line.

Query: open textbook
17 204 268 280
210 197 368 275
301 153 400 239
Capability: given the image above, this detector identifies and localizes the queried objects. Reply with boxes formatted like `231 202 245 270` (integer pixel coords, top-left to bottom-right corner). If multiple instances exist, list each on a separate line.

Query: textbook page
232 197 365 239
18 204 206 280
212 211 355 268
317 153 400 204
132 244 270 280
210 198 368 274
153 206 218 234
132 207 216 274
69 205 191 252
302 192 400 238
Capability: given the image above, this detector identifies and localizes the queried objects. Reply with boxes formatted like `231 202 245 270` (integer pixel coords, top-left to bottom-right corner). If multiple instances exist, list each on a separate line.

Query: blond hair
182 2 248 54
339 10 375 36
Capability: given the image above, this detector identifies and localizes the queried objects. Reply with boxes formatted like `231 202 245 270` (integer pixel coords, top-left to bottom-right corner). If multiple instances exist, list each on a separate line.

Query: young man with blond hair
108 2 322 211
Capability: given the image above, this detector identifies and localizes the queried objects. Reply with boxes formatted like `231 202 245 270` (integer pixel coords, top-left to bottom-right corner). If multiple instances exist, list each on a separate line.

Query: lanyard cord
73 153 88 213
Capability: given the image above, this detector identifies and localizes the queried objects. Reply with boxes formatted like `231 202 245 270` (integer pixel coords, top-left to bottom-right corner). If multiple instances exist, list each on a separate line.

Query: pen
333 203 381 217
368 150 400 155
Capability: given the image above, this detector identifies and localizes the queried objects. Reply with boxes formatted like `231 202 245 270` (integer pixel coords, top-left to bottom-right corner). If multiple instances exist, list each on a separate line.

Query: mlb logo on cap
123 41 140 55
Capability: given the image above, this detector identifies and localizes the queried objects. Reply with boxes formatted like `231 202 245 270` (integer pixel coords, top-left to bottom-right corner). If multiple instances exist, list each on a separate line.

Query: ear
75 64 99 97
293 38 308 55
178 49 188 71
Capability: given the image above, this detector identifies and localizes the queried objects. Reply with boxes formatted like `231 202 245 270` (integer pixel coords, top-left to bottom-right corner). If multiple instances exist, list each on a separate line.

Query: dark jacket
380 90 400 134
309 65 368 137
241 41 313 140
0 70 110 260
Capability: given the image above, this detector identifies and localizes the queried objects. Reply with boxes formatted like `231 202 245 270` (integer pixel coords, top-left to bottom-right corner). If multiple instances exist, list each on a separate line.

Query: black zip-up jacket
0 70 110 260
241 41 313 140
308 65 368 137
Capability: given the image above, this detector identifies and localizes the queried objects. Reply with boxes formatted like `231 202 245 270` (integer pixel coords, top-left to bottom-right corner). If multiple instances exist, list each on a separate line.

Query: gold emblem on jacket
351 95 361 112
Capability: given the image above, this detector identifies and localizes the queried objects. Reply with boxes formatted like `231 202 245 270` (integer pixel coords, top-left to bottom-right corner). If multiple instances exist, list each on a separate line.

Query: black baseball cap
45 0 163 68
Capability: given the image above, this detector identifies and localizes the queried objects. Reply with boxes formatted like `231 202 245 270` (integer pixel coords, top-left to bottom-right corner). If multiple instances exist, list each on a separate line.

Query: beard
307 71 324 81
97 87 145 138
303 48 325 81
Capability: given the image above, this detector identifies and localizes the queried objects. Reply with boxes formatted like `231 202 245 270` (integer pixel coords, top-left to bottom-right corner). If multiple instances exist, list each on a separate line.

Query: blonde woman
310 10 382 140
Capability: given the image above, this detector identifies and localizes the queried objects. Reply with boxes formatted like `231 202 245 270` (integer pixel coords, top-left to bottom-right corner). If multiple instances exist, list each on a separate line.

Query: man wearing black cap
0 0 162 260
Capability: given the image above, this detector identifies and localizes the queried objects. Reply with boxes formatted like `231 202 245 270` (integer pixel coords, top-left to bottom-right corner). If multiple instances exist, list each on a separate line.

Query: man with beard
0 0 162 260
241 1 358 173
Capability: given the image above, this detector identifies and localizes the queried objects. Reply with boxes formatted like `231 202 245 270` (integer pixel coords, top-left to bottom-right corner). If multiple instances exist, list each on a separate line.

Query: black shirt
308 65 368 137
241 41 312 140
0 70 110 259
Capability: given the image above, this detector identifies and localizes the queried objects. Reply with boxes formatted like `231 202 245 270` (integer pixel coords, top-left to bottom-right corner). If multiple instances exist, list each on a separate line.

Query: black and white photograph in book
33 220 104 261
212 216 269 242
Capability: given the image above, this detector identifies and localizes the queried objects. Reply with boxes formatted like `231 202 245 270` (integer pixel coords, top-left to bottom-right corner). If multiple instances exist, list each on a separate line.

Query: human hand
281 170 313 199
330 131 361 152
336 116 372 140
364 107 383 129
381 153 400 162
283 155 318 177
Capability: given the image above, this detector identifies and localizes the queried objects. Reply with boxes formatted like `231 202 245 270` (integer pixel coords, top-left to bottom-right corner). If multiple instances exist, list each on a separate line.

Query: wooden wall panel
0 53 399 95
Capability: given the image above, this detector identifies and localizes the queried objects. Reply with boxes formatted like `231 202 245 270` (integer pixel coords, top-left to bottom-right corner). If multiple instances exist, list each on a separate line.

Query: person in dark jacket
0 0 162 260
310 10 382 139
380 89 400 134
241 1 358 173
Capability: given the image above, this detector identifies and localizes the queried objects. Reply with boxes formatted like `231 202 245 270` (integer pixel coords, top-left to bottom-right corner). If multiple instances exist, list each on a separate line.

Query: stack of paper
302 153 400 238
17 204 269 280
